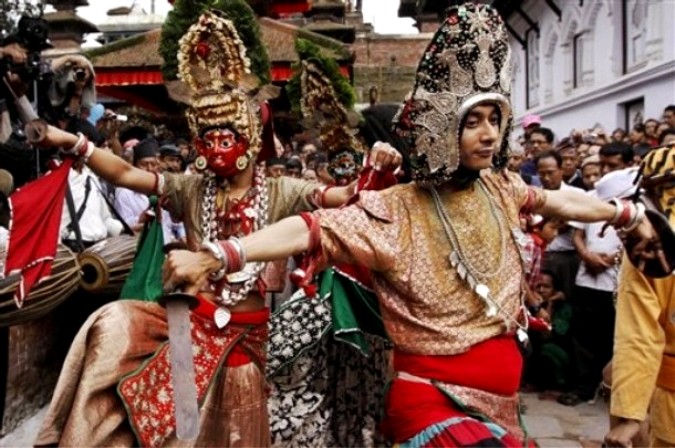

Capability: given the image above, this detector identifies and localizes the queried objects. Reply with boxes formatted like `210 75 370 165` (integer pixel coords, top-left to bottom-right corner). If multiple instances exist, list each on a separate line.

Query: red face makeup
195 128 250 177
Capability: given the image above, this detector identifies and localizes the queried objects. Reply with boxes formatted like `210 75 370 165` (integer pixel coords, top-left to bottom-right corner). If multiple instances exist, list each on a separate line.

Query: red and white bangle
610 200 646 233
81 140 95 163
218 238 246 274
200 240 227 281
620 202 646 233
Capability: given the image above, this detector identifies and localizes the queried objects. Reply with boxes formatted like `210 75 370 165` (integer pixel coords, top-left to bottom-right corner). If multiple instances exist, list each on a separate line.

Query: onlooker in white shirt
113 138 184 244
60 162 123 249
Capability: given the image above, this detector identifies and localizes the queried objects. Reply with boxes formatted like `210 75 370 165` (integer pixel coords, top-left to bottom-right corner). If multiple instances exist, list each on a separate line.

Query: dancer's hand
624 218 670 274
26 122 79 148
163 249 221 295
368 141 403 173
604 419 641 447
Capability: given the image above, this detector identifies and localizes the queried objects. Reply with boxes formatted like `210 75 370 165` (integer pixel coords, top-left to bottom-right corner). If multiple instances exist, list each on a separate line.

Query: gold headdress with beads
176 11 262 156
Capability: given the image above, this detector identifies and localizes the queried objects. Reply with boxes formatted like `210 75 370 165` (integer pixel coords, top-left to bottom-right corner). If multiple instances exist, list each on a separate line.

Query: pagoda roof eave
88 17 353 69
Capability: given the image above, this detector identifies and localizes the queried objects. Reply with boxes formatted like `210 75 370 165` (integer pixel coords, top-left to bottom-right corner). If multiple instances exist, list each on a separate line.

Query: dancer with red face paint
32 10 401 447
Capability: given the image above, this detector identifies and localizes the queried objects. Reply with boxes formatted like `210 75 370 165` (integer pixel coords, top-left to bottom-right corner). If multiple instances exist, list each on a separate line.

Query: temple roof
87 17 352 69
43 10 99 32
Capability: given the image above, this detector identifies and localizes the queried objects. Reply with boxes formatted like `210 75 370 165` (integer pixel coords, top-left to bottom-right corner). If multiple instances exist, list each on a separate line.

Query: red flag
3 158 73 308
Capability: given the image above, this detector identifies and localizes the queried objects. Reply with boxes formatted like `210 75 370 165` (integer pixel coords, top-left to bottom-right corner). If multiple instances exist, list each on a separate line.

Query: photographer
0 42 30 142
0 43 28 66
48 54 96 126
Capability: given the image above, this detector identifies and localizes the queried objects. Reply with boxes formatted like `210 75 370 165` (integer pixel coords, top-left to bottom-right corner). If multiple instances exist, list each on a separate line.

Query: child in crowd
525 270 574 395
580 155 602 190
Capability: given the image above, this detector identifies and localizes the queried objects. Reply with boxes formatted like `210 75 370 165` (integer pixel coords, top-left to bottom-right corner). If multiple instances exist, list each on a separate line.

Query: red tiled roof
88 17 352 69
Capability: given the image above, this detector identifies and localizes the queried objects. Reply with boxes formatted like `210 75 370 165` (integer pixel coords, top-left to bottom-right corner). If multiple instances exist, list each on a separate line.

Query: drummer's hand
162 249 221 296
367 141 403 173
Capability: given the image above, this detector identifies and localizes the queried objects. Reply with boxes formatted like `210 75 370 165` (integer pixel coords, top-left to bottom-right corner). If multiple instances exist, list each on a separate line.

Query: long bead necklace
429 180 527 334
200 165 269 307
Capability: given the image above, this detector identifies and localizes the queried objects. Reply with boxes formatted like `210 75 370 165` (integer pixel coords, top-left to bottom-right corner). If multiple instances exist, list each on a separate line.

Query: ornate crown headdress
175 11 263 156
393 2 513 186
287 39 367 159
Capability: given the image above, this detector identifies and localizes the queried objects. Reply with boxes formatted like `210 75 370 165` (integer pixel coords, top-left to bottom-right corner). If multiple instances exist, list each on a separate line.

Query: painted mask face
328 150 358 185
195 128 249 177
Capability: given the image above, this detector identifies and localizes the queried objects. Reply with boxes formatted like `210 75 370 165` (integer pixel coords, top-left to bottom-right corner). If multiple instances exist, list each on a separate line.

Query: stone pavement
522 392 609 447
0 393 608 447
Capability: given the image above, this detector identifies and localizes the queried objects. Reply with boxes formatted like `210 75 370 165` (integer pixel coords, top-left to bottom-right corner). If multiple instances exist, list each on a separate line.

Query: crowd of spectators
516 104 675 406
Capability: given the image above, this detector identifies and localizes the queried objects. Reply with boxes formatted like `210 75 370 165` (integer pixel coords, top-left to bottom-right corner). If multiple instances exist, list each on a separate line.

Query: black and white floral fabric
267 292 392 447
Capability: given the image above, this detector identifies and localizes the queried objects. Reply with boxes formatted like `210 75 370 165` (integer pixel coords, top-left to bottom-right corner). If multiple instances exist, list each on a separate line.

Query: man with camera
0 43 27 66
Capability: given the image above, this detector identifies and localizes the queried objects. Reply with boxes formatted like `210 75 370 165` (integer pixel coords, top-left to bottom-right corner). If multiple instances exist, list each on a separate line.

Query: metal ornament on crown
177 11 262 178
393 2 513 186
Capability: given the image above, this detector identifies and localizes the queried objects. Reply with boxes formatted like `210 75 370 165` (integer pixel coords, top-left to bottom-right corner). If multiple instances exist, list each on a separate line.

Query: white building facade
508 0 675 138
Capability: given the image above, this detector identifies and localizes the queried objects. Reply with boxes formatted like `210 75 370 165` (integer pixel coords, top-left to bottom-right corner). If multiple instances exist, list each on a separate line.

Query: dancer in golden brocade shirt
164 4 658 447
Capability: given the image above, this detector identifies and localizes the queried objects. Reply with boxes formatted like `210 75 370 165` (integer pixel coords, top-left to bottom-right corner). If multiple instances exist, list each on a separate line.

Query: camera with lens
74 68 86 81
0 16 53 82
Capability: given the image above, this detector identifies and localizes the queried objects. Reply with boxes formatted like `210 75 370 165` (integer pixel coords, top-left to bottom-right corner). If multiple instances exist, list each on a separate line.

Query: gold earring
236 155 249 171
194 156 208 171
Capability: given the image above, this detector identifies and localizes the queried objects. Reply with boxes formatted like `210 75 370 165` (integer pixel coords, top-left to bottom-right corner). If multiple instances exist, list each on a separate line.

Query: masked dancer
604 143 675 448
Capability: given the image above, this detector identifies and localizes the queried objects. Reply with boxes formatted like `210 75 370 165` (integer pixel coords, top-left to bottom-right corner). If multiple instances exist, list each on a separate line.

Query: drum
77 234 137 297
0 244 80 327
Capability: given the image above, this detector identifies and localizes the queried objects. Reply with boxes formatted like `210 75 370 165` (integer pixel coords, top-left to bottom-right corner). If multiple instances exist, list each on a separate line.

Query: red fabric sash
3 158 73 307
382 335 523 443
192 296 270 366
393 335 522 394
118 306 269 447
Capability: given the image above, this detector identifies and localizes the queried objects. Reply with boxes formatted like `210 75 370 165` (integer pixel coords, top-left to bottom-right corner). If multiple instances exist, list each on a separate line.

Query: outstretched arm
37 124 156 195
163 215 310 295
536 189 616 223
536 188 660 267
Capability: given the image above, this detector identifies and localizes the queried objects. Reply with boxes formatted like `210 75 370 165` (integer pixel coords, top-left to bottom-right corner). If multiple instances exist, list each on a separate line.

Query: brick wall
351 34 431 104
353 65 416 104
351 34 430 68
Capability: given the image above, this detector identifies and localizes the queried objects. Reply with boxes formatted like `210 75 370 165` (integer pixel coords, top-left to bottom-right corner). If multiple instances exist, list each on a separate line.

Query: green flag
119 197 165 302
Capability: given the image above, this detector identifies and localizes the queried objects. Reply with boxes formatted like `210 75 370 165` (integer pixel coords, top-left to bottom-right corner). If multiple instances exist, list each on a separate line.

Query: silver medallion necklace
429 180 528 336
200 165 269 309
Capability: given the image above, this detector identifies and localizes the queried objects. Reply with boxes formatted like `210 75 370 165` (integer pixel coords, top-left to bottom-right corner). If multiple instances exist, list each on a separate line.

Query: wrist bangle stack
200 240 227 281
610 200 646 233
219 238 246 274
64 132 86 155
621 202 646 233
608 198 624 224
82 141 95 163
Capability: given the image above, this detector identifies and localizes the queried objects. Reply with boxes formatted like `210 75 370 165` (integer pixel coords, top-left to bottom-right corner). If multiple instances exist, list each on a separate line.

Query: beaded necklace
200 165 269 307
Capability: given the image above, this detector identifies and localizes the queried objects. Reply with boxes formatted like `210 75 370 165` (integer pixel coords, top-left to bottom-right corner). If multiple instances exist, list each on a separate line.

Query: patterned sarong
118 306 269 447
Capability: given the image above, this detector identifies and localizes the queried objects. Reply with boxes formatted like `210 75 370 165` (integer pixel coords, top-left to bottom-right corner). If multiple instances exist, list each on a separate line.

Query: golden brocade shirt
315 170 535 355
610 258 675 443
